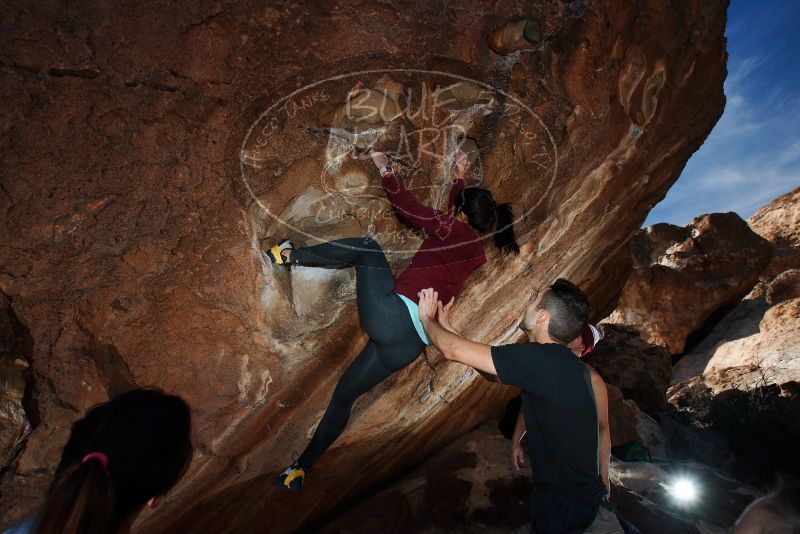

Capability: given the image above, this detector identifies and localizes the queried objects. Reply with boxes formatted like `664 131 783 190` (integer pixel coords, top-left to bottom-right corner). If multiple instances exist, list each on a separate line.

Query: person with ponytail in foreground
267 148 519 491
3 388 192 534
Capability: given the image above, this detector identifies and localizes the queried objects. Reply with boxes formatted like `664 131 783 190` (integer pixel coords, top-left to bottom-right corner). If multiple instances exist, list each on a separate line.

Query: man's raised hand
437 297 457 334
417 288 439 323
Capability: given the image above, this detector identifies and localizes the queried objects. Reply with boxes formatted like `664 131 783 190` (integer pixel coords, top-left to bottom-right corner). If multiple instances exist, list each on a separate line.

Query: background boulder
607 213 772 354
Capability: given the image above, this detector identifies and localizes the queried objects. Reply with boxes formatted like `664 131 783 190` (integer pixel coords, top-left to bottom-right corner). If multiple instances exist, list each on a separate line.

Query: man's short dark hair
536 278 589 343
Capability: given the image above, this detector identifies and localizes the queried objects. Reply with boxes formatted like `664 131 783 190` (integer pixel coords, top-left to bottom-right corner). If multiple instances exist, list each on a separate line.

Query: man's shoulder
491 342 571 363
494 341 572 353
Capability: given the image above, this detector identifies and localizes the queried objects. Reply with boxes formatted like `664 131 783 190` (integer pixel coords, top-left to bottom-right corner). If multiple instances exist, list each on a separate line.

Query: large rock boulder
608 213 772 354
606 384 668 457
748 186 800 249
673 285 800 389
584 324 673 411
673 187 800 389
748 186 800 283
0 0 728 531
606 384 642 446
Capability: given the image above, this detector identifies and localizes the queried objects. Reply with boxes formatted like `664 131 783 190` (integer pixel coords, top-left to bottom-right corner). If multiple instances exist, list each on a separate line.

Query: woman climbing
267 148 519 491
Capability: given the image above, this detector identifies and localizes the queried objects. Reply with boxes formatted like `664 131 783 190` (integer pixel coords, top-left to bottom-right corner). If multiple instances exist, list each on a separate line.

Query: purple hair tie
82 452 110 475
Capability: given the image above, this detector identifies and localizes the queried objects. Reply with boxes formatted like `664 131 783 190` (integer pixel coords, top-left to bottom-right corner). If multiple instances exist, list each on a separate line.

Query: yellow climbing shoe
274 464 305 491
263 239 293 265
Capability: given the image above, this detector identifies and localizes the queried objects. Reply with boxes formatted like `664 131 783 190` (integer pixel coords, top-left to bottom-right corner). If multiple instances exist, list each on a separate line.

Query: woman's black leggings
293 237 425 469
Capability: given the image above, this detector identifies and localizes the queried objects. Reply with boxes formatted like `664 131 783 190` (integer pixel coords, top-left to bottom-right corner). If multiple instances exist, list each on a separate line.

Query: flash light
666 477 699 504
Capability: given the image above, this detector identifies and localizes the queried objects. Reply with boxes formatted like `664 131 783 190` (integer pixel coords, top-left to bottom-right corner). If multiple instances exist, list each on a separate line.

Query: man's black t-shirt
492 342 607 532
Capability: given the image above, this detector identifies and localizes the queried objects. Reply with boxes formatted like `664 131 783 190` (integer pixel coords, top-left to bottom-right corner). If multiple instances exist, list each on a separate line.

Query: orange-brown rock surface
0 0 727 531
748 187 800 249
672 188 800 390
749 186 800 280
607 213 772 354
671 281 800 390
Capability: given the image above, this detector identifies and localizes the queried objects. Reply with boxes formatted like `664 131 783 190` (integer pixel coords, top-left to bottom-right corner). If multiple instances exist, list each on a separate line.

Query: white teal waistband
397 293 431 345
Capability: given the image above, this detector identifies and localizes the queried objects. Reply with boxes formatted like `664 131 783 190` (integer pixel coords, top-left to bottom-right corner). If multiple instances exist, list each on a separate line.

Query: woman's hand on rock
455 148 468 178
369 150 389 170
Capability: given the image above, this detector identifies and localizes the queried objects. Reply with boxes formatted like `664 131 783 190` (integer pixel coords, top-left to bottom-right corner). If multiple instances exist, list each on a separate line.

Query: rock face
0 293 31 470
673 188 800 390
766 269 800 305
318 423 757 533
749 187 800 281
748 187 800 249
584 324 673 411
672 283 800 389
608 213 772 354
606 384 642 446
0 0 727 531
319 423 532 534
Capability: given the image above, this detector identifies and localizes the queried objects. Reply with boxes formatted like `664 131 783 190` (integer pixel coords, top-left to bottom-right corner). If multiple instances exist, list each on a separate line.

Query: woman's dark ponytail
494 202 519 254
458 187 520 254
36 459 115 534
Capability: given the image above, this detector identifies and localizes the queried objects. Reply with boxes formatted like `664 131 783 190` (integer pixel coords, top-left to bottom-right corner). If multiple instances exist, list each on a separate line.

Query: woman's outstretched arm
369 151 457 240
447 149 467 211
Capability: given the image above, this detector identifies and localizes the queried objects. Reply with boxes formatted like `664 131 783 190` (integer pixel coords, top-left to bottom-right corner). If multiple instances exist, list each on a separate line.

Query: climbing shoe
274 464 305 491
263 238 294 265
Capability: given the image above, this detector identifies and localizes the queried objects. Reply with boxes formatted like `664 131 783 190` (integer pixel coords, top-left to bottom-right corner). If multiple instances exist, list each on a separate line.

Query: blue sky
644 0 800 226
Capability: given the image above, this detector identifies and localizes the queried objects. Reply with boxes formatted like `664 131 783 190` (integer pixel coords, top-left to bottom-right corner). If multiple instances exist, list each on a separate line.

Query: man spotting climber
417 280 620 533
510 322 607 476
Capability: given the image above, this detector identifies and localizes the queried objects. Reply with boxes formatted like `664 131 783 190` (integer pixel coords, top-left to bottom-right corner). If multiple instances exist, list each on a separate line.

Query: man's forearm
421 315 497 375
511 407 526 443
599 429 611 488
422 316 463 359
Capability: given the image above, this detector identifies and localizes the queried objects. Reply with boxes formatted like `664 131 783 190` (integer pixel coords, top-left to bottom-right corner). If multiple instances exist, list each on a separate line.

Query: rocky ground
0 0 734 532
315 423 759 534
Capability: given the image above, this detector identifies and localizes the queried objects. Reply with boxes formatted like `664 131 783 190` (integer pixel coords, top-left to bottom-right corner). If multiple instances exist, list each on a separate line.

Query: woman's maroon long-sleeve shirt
381 171 486 305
